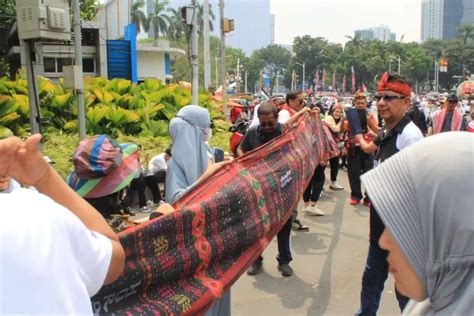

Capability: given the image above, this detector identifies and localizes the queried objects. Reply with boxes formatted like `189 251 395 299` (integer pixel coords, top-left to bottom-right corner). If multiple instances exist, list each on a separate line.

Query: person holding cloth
166 105 231 316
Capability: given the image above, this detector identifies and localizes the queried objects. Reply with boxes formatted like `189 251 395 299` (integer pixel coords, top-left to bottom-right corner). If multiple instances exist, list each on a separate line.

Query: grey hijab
166 105 212 204
361 132 474 315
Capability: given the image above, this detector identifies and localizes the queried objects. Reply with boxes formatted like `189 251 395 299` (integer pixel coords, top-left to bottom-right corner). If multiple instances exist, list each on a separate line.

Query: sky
270 0 422 45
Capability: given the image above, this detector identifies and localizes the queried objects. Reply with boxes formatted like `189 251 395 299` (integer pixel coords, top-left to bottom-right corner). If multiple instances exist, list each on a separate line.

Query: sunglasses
260 121 276 127
374 95 406 102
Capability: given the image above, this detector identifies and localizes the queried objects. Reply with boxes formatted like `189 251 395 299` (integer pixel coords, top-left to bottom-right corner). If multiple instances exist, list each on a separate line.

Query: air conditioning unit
16 0 71 41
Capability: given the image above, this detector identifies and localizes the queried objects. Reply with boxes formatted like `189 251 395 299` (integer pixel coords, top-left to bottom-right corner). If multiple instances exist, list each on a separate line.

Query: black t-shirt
370 115 413 243
240 123 283 153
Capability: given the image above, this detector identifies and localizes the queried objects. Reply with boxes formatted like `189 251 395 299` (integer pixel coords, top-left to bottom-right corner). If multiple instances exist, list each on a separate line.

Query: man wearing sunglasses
237 101 296 277
353 72 423 316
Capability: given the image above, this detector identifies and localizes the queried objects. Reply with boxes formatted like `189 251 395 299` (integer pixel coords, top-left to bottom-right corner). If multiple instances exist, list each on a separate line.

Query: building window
57 58 72 72
83 58 95 73
44 58 56 72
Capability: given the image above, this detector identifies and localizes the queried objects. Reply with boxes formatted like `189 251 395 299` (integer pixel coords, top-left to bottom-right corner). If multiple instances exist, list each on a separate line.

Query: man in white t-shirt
0 135 125 314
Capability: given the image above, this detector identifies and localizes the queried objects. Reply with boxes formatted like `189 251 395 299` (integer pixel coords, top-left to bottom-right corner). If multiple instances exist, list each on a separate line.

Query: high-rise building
462 0 474 25
443 0 464 39
421 0 443 41
354 26 396 42
421 0 474 41
162 0 273 56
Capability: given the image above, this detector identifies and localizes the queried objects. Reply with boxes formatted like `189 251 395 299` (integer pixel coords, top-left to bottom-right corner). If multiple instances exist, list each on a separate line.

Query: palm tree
344 35 364 50
458 24 474 45
130 0 149 35
166 7 187 41
147 0 171 46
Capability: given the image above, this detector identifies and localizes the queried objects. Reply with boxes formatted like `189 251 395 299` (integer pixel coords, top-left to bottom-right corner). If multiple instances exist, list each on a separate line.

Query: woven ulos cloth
91 112 339 315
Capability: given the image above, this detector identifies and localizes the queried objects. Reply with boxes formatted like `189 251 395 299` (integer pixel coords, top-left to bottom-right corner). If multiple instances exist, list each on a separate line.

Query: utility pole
191 3 199 105
23 42 41 135
398 56 401 75
236 58 240 93
219 0 226 97
203 0 211 89
275 71 279 94
245 70 248 94
215 56 219 84
72 0 86 138
303 62 306 91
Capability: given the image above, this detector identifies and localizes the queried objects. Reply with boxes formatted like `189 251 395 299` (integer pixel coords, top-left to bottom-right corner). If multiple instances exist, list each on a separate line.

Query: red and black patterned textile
91 112 339 315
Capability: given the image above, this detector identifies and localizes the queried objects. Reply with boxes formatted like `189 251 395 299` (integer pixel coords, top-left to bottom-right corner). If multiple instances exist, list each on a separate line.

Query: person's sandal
291 219 309 231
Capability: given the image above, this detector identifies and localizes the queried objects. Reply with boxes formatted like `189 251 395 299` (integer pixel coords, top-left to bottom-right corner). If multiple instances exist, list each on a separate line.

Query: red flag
332 70 336 91
322 69 327 90
315 69 320 91
342 75 346 94
351 66 356 93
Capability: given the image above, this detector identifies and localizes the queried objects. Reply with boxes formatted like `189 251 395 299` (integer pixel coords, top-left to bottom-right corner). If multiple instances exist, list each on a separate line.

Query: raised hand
0 135 50 186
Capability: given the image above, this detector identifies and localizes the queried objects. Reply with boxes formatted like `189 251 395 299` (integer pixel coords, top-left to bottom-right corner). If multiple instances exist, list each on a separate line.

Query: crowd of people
0 70 473 315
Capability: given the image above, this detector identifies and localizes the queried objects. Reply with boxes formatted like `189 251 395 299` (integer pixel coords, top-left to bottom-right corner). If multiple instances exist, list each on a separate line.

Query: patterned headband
377 72 412 97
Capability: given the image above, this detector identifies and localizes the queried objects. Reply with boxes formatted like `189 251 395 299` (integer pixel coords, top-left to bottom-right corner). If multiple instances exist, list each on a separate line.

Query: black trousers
329 156 340 182
130 170 166 207
347 147 374 201
256 216 293 264
303 165 326 203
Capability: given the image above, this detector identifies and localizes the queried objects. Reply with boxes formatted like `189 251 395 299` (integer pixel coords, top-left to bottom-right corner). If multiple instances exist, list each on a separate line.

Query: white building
96 0 185 82
369 25 397 42
422 0 473 41
355 25 396 42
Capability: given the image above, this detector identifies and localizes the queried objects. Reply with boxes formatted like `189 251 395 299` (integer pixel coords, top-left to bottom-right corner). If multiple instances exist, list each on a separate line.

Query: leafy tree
147 0 171 46
458 24 474 45
251 44 291 94
80 0 100 21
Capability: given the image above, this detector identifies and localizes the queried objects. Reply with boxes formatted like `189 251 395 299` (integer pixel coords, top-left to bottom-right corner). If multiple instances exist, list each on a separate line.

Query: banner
332 70 336 91
91 113 339 315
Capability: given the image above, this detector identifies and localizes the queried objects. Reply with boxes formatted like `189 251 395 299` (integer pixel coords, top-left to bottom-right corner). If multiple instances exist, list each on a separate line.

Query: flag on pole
360 83 367 92
322 69 327 90
332 70 336 91
315 69 320 92
351 66 356 92
342 75 347 94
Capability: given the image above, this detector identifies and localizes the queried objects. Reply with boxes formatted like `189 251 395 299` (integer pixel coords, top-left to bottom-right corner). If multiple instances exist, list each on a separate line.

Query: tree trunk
270 74 276 95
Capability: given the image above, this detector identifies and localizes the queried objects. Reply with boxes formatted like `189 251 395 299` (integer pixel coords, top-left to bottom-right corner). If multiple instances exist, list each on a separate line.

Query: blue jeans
355 241 409 316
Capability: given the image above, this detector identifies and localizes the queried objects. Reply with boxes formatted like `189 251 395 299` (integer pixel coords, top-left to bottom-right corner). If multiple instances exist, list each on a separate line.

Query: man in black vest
353 73 424 315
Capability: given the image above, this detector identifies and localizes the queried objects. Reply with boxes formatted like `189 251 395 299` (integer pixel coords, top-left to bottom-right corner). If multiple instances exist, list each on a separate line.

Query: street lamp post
389 55 401 74
295 62 305 91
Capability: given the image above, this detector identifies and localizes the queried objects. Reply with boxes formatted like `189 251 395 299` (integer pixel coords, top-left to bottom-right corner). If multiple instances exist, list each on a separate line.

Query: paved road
231 168 401 316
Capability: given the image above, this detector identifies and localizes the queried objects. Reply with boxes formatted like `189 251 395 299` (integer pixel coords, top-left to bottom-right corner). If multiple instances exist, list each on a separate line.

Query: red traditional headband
377 72 412 97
